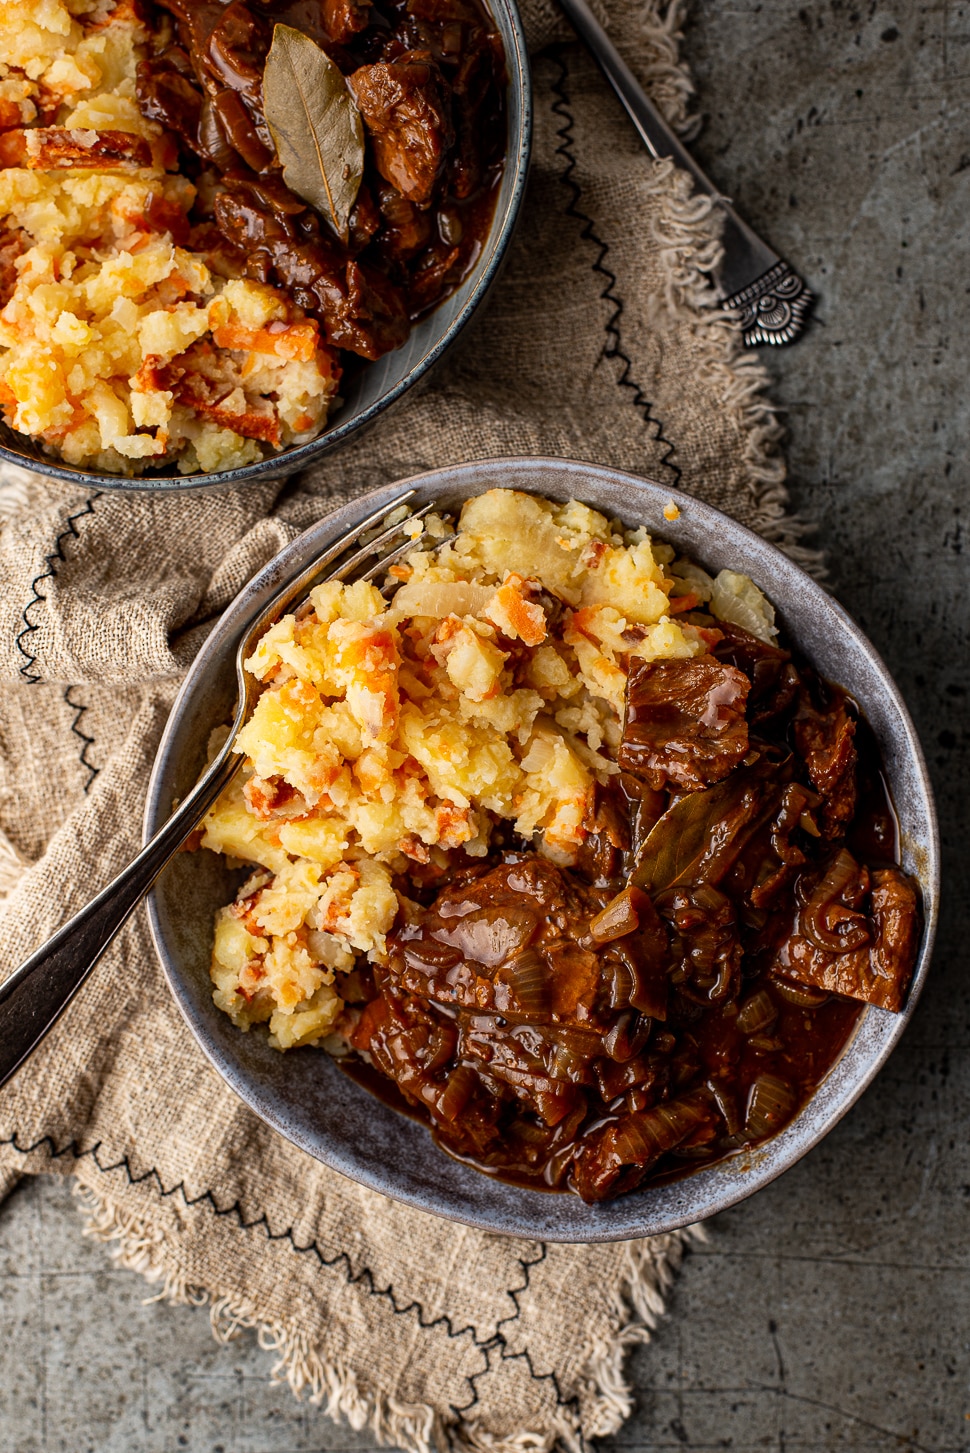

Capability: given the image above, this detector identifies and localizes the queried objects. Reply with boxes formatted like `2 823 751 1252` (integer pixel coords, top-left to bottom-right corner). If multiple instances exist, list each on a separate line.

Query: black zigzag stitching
0 1129 505 1416
2 1129 594 1432
449 1243 586 1449
15 492 101 683
64 685 99 792
550 50 681 488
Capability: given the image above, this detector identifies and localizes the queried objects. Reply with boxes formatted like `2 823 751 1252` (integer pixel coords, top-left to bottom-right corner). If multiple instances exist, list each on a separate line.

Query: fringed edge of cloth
638 159 823 575
73 1177 705 1453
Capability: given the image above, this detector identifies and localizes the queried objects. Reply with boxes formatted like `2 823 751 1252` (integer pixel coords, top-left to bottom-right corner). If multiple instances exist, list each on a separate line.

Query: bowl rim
145 456 940 1241
0 0 532 495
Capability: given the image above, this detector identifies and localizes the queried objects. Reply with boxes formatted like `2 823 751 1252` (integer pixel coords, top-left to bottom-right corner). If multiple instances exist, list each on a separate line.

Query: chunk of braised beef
712 623 801 728
321 0 374 46
408 241 461 312
135 52 204 151
447 31 504 198
212 189 409 357
570 1091 715 1203
0 127 153 170
777 856 919 1012
576 780 631 885
348 51 455 205
792 676 858 838
374 182 432 263
346 183 382 255
619 657 751 792
337 259 411 357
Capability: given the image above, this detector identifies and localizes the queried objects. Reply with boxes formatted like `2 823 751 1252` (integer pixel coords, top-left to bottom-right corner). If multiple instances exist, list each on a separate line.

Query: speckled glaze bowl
144 458 939 1241
0 3 531 495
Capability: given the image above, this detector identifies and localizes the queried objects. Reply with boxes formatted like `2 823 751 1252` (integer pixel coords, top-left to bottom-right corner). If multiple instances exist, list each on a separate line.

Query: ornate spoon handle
555 0 813 345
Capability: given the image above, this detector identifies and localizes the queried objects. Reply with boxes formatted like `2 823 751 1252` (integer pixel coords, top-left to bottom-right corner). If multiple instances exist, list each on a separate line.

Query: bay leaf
631 762 788 894
262 23 364 244
631 776 744 894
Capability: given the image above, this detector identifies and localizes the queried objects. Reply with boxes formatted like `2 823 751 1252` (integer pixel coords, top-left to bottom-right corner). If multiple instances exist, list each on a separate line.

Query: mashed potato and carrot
200 489 777 1049
0 0 339 474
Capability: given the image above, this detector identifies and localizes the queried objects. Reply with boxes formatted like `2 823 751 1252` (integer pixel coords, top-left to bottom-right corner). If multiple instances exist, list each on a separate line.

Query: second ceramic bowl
144 457 939 1241
0 2 531 495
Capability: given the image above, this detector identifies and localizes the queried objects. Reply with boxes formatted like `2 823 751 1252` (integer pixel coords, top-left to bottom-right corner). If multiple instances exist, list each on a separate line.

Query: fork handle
555 0 779 296
0 750 241 1091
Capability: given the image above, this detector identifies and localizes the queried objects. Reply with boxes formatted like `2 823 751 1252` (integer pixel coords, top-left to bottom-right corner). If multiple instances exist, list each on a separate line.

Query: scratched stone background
1 1 968 1450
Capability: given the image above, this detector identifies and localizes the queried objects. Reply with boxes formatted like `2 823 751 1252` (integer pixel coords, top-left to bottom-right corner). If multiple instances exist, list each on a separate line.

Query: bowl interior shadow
146 458 939 1241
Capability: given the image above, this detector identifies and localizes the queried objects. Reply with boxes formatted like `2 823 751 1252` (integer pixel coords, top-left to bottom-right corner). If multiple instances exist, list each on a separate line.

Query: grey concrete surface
1 2 968 1451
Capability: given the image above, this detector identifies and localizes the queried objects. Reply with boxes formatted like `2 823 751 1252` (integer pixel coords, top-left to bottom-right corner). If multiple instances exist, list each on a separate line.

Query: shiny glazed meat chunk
619 657 750 791
792 678 858 837
348 53 455 205
777 854 919 1012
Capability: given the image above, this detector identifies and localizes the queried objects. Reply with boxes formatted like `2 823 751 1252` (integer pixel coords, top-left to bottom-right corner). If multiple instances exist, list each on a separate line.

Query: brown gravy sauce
337 627 921 1203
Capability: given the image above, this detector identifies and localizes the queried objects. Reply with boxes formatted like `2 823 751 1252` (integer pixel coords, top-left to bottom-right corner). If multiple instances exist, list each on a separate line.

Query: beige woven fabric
0 3 796 1447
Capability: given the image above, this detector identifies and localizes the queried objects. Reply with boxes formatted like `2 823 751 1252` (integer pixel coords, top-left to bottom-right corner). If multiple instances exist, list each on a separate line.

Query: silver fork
0 489 437 1090
555 0 813 347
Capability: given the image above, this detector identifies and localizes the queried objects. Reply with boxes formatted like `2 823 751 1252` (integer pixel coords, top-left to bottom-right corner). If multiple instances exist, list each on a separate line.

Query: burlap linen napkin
0 2 805 1446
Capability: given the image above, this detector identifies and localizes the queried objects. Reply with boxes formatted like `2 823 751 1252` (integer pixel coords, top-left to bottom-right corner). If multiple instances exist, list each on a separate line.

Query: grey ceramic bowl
144 458 939 1241
0 6 531 494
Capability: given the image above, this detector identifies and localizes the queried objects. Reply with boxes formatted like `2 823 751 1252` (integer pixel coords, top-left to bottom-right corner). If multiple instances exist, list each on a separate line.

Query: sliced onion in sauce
403 937 462 971
602 1011 651 1063
500 948 551 1016
609 1116 660 1166
736 989 777 1036
744 1074 795 1139
771 976 830 1007
611 1093 711 1167
707 1079 741 1136
799 849 872 953
588 886 648 946
436 1064 477 1123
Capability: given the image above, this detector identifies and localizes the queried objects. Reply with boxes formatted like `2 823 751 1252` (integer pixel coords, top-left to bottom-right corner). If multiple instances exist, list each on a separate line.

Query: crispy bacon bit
92 0 144 27
565 605 604 647
435 803 474 848
244 775 298 820
131 354 166 394
400 833 432 863
182 394 281 444
0 132 25 168
0 128 153 171
237 959 266 1001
